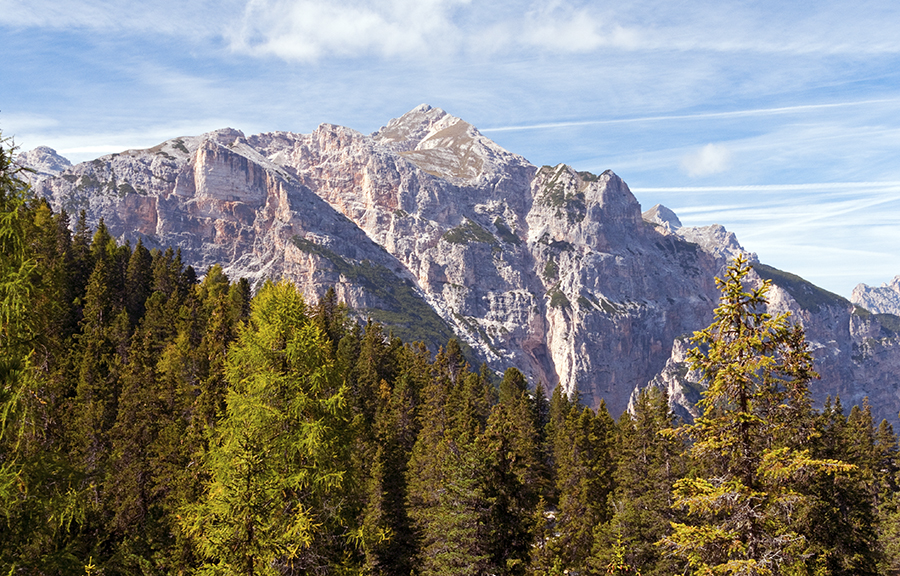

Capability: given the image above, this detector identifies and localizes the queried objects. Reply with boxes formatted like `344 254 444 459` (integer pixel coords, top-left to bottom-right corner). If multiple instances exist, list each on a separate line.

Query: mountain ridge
19 105 900 423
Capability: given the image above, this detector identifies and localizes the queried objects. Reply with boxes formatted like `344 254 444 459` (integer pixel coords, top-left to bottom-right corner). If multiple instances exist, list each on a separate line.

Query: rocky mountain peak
852 275 900 315
372 104 459 151
372 104 531 182
23 107 900 425
17 146 72 184
207 127 247 146
643 203 682 230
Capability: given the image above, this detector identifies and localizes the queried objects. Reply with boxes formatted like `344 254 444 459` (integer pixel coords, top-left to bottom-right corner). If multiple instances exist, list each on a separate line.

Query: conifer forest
3 135 900 576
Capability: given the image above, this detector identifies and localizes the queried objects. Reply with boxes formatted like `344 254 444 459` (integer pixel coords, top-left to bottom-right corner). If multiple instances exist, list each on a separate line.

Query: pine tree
798 399 882 575
406 341 492 576
358 342 427 576
591 387 687 576
181 280 353 575
660 255 852 575
549 403 615 573
874 418 900 573
480 368 543 576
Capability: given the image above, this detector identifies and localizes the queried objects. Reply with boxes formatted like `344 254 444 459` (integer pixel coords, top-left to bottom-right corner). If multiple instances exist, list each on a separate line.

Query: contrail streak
480 99 900 133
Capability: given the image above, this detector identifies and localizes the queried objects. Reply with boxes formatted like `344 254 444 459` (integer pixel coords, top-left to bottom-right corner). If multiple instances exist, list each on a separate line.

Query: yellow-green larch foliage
181 279 351 576
660 255 853 576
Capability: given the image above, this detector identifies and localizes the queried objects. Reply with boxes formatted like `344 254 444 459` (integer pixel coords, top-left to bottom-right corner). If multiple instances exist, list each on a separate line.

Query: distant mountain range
19 105 900 423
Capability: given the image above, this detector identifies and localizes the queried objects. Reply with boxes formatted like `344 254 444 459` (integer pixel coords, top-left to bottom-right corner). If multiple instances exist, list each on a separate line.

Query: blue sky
1 0 899 297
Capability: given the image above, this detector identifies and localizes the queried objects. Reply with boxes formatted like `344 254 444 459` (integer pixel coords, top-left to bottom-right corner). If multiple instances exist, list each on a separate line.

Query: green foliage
537 165 586 223
0 133 90 575
0 166 895 575
538 401 615 574
661 255 855 575
548 288 570 309
291 236 460 353
181 280 352 575
493 217 521 245
592 388 687 576
116 182 138 197
874 312 900 334
542 259 559 282
406 343 495 576
754 263 850 312
480 368 543 575
441 217 498 246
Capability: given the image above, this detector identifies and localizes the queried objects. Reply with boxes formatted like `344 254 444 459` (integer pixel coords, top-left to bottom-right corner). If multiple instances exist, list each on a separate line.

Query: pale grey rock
642 203 682 230
675 224 757 266
27 105 900 424
636 337 703 422
852 276 900 315
17 146 72 184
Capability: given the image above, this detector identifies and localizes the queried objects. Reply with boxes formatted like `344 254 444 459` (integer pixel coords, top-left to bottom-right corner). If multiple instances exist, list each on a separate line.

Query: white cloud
228 0 468 61
513 9 641 53
3 0 900 61
227 0 650 61
680 143 732 177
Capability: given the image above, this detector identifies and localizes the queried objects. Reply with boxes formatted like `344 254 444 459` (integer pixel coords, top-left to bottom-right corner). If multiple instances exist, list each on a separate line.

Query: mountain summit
21 106 900 422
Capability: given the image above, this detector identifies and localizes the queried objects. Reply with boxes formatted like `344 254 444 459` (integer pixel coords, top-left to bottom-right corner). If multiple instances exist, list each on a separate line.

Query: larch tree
661 255 852 575
181 280 352 576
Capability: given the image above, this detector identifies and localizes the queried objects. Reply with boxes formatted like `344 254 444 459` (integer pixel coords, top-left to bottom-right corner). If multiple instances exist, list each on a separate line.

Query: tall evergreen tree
661 255 852 575
874 417 900 574
406 341 493 576
591 387 687 576
798 399 882 575
181 280 353 575
358 342 427 576
548 402 615 573
480 368 543 576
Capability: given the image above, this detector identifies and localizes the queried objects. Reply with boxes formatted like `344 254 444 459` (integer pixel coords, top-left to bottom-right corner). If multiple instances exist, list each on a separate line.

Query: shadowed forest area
3 136 900 576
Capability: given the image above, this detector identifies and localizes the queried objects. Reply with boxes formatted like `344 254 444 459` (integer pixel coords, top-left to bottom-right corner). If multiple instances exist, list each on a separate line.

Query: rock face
22 104 900 424
17 146 71 182
852 276 900 315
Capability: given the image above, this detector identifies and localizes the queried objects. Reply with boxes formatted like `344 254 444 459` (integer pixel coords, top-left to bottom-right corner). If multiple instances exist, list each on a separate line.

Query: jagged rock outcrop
21 105 900 423
17 146 71 182
852 276 900 315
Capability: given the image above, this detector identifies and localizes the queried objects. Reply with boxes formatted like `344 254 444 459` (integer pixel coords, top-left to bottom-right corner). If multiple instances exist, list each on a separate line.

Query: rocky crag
853 276 900 316
21 105 900 423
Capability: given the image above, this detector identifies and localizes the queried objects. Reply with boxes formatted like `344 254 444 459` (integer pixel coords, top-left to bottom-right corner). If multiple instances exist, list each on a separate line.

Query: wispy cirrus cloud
3 0 900 61
630 182 900 294
481 99 900 133
0 0 236 35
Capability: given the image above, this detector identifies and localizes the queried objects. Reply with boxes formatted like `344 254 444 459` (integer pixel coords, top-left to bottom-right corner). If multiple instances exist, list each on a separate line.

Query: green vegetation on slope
754 262 850 312
291 235 462 353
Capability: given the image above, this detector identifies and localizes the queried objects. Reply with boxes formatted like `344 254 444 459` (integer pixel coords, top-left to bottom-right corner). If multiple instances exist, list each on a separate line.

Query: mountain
21 105 900 423
853 276 900 315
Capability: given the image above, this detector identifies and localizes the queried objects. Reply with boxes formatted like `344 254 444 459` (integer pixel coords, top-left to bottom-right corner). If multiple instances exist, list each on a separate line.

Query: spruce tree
798 400 881 575
660 255 853 575
548 403 615 573
480 368 543 576
591 387 687 576
358 342 427 576
406 341 492 576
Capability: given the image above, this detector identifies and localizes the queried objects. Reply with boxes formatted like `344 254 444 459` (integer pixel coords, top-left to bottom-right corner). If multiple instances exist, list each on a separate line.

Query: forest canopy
2 133 900 575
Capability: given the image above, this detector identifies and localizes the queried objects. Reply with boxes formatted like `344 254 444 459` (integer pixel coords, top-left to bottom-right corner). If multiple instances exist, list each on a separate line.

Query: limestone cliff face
23 104 900 422
852 276 900 315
